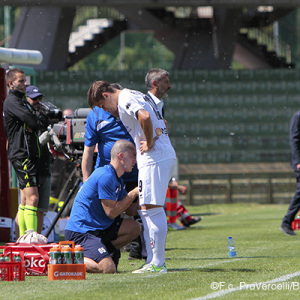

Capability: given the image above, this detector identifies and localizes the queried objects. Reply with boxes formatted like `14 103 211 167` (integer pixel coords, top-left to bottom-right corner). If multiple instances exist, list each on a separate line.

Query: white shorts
138 158 176 206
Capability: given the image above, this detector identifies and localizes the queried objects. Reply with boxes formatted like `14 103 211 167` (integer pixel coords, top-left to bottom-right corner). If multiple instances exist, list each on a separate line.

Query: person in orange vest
166 177 202 230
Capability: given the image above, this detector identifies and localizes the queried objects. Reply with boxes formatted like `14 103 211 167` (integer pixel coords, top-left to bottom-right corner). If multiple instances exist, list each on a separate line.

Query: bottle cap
229 236 232 239
50 245 61 251
61 246 72 252
74 245 83 251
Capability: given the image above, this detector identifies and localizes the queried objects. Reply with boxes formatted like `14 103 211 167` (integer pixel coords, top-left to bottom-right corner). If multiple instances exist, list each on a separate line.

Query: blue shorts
64 216 123 263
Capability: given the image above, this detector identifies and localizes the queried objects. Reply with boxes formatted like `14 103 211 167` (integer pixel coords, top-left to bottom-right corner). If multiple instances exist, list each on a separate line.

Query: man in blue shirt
81 85 142 259
65 140 140 273
81 86 138 186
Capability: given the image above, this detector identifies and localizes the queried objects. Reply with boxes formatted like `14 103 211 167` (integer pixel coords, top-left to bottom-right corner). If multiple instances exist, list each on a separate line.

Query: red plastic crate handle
59 241 75 251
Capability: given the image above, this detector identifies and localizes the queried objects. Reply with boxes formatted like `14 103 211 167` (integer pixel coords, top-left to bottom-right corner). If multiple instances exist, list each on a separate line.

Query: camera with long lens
40 102 63 123
39 102 91 158
51 108 91 158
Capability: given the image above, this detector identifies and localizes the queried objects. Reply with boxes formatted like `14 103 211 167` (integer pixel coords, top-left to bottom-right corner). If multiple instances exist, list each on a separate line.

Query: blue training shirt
65 164 127 232
85 106 138 182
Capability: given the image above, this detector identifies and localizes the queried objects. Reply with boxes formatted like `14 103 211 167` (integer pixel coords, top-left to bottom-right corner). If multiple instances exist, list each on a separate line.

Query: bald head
111 140 135 160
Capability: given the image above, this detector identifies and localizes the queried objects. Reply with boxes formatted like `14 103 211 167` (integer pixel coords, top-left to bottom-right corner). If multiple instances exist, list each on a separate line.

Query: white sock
138 210 152 264
144 207 168 268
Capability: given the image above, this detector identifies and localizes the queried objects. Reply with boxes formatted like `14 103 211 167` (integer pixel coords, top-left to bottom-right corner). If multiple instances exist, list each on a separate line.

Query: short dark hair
145 68 169 90
111 83 124 90
87 80 116 108
5 68 24 87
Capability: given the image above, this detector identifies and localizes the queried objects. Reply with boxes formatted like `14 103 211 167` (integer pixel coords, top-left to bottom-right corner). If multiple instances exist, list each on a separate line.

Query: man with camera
3 68 49 236
26 85 52 233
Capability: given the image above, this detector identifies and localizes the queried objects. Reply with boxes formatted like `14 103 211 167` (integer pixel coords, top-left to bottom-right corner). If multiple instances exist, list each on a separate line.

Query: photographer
15 85 52 237
3 69 49 237
27 86 52 232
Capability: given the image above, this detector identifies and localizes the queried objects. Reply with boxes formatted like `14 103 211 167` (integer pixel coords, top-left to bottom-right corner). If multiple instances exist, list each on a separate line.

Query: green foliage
1 203 299 300
281 8 300 68
72 7 124 29
69 32 174 72
0 7 20 46
231 59 246 70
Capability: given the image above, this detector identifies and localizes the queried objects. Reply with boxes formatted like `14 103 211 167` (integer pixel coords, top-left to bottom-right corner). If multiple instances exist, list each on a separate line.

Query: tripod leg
52 165 77 212
44 177 81 238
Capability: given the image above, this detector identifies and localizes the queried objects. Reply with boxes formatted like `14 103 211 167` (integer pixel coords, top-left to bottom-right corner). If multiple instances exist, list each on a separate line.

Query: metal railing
72 6 124 30
240 27 292 64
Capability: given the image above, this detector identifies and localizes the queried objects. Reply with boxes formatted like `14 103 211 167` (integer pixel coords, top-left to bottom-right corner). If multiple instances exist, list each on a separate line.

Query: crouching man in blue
65 140 140 273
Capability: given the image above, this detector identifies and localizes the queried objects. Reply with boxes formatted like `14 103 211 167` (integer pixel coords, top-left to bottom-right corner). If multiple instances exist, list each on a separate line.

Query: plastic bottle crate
292 217 300 230
0 262 26 281
3 243 57 276
0 248 25 281
48 241 86 281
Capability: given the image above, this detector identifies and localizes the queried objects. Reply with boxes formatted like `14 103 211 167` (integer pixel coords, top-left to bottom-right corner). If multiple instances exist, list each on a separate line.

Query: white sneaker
132 263 167 273
168 223 186 231
132 263 152 273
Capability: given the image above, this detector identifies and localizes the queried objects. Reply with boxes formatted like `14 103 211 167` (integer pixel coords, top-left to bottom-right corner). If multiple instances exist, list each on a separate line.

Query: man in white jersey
87 75 176 273
145 70 202 230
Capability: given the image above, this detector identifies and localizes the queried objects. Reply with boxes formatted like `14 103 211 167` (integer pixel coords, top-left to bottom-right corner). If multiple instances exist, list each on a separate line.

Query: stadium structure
1 1 300 216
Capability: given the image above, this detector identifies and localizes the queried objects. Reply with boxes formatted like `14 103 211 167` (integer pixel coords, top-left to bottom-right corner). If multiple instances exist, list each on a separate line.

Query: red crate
0 262 26 281
48 241 86 281
292 218 300 230
48 264 86 281
4 243 57 276
0 247 25 281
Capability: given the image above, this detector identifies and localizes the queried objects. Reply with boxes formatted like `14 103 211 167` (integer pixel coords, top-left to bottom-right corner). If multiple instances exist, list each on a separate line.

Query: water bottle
228 237 237 258
49 245 62 264
61 246 73 264
4 254 11 262
13 254 22 262
74 245 84 264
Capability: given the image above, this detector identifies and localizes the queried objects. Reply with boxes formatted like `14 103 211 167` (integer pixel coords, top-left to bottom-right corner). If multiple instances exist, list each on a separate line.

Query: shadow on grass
169 267 258 273
167 226 204 231
166 247 201 251
166 255 271 261
192 212 221 216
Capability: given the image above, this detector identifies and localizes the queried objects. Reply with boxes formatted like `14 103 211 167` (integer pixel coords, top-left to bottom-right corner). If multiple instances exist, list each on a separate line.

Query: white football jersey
118 88 176 169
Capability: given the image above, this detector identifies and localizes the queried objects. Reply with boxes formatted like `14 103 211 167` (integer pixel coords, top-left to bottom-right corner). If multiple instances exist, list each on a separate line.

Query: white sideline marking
192 271 300 300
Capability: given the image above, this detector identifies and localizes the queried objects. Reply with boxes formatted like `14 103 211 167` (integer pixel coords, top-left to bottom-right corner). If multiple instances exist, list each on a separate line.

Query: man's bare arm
81 145 96 182
101 187 139 219
137 109 158 154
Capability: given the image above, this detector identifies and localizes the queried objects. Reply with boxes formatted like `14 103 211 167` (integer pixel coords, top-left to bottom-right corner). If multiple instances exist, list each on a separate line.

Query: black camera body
40 102 63 124
52 108 91 156
39 101 91 157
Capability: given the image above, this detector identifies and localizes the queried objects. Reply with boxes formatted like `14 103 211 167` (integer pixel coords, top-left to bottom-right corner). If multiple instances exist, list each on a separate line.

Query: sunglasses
31 96 43 101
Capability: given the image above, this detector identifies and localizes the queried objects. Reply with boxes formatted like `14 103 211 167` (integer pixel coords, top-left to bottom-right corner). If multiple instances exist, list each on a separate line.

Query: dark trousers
282 171 300 226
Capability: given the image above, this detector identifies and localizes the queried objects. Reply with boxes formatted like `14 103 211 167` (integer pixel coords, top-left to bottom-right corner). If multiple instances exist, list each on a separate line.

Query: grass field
1 203 300 300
